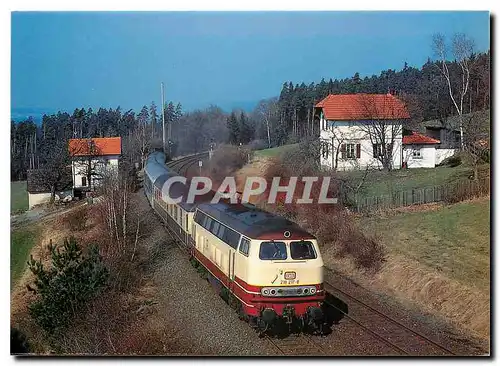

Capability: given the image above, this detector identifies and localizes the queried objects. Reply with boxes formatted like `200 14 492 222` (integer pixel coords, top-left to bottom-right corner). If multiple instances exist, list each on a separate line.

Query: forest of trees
11 102 181 181
249 50 490 148
11 47 490 182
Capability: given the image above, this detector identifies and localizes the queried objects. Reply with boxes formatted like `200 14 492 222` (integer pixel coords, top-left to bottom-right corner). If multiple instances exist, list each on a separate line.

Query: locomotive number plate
284 271 296 280
280 279 299 285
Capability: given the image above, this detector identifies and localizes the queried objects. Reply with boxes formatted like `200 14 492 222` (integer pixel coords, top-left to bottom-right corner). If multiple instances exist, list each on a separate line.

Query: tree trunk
50 184 56 204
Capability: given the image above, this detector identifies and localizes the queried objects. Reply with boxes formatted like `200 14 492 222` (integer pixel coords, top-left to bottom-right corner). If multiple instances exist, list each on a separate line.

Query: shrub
207 144 252 183
247 139 268 151
442 178 490 204
61 207 88 231
439 154 462 167
27 237 108 334
299 205 385 270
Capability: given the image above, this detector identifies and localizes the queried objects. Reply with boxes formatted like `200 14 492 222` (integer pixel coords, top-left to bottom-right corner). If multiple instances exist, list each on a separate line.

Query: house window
341 143 360 159
321 141 329 159
81 176 87 186
412 149 422 158
373 144 383 158
373 143 394 158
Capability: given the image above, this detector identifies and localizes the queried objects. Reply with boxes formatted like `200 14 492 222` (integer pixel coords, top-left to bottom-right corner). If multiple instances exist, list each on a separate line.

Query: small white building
402 132 457 168
68 137 121 194
402 132 440 168
26 168 72 209
315 93 410 171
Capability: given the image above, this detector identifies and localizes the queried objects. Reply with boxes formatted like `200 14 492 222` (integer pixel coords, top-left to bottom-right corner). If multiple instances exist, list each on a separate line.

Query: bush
247 139 268 151
280 138 321 176
61 207 88 231
207 144 252 183
442 178 490 204
439 154 462 167
300 205 385 270
27 237 108 334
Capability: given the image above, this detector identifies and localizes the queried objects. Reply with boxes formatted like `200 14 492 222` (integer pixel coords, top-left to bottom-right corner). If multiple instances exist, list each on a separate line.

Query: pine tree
149 101 158 139
239 111 253 144
226 111 240 144
137 105 149 126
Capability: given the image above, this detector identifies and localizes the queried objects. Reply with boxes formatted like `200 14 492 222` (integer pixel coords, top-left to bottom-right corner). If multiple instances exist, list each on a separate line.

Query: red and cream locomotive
144 151 326 333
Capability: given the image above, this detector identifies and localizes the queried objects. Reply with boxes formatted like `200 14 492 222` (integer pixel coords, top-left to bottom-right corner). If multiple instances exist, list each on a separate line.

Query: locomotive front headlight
310 287 317 294
270 289 277 296
263 289 270 296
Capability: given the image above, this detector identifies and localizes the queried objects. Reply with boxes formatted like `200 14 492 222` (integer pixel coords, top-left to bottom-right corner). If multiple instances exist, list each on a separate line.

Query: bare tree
95 170 144 263
254 98 279 148
132 120 151 170
462 113 489 180
433 33 475 149
356 94 407 171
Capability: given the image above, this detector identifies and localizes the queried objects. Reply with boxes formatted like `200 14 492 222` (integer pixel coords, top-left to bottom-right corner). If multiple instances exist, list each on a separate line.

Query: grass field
11 226 39 287
11 181 28 214
341 163 490 198
357 197 490 292
254 143 299 158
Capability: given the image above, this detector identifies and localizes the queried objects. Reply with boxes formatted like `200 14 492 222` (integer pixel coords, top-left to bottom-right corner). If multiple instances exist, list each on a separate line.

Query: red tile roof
403 132 440 145
69 137 122 156
315 93 410 120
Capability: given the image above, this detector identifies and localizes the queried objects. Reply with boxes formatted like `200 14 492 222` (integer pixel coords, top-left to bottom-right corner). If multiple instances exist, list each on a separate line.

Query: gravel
136 191 277 356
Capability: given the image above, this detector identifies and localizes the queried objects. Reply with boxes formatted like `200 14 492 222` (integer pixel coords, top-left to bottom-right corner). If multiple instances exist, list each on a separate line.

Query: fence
352 177 490 213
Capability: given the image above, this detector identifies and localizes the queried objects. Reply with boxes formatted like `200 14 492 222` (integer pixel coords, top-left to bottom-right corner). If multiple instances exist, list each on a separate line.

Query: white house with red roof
402 132 441 168
315 93 410 171
402 131 457 168
68 137 121 194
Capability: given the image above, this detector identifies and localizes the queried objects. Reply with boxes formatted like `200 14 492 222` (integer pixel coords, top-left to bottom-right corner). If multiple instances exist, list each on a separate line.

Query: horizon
11 11 490 121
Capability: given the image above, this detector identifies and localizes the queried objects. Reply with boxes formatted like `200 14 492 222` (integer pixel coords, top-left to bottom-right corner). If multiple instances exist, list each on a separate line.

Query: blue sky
11 11 490 115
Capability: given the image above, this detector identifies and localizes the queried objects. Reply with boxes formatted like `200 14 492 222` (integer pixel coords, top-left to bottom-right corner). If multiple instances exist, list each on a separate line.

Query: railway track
322 268 457 356
264 333 327 356
167 152 209 176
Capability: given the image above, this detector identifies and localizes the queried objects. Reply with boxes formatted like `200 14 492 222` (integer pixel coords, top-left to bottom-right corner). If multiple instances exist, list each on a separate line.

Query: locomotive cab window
259 241 287 260
239 237 250 256
290 241 317 260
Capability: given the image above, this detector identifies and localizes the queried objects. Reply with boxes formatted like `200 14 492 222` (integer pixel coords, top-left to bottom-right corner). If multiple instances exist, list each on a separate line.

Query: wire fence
351 177 490 213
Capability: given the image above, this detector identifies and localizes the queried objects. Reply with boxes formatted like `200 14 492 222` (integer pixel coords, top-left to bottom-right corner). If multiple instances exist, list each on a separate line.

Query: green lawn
341 164 490 198
11 181 28 214
11 227 40 287
357 198 490 291
254 143 300 158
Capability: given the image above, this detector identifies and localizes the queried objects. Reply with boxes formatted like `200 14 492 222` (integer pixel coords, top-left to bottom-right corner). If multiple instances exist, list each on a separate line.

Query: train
144 151 327 334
